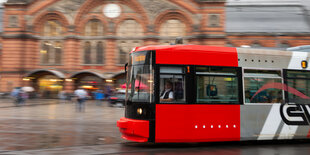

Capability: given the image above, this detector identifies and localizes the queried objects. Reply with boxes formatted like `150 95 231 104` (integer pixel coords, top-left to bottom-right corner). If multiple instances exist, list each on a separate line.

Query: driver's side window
160 67 186 103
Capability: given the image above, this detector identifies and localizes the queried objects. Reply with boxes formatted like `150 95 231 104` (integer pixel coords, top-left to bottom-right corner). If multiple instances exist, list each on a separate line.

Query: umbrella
22 86 34 92
120 81 148 89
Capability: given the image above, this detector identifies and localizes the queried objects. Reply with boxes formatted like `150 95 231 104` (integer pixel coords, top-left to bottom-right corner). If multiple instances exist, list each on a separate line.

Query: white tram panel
237 48 310 140
237 48 292 69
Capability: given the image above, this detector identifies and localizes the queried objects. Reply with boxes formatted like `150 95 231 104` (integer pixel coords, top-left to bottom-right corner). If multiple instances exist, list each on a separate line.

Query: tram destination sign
131 51 151 65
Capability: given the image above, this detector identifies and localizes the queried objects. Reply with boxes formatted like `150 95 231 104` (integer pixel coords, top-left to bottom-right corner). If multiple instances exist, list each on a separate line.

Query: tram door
156 67 188 142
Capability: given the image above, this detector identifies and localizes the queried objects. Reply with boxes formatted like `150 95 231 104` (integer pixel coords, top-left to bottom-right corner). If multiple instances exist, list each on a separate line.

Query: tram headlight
137 108 143 115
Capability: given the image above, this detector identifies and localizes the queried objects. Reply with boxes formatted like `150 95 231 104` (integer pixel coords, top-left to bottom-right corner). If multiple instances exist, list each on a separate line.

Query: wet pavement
0 100 125 153
0 100 309 154
0 99 60 108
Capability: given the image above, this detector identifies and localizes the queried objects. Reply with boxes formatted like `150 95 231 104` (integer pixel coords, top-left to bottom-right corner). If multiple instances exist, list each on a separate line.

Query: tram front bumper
117 117 149 142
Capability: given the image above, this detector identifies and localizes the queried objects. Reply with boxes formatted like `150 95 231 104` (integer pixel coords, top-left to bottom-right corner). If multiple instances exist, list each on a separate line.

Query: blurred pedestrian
58 90 67 104
94 89 105 106
17 89 28 106
105 86 113 100
10 87 20 106
74 87 87 112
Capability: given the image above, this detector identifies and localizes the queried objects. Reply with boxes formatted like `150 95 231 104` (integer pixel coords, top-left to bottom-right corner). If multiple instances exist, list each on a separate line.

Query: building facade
1 0 310 97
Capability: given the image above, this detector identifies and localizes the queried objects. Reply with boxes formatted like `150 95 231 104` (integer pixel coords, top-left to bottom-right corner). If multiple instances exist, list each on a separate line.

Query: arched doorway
37 75 63 98
71 71 105 99
24 69 65 98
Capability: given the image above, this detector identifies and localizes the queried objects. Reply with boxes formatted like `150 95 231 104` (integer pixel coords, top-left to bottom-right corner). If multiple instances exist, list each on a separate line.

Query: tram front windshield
126 51 154 103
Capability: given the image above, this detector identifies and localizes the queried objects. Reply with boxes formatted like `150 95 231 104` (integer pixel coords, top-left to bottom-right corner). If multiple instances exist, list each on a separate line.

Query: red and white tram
117 44 310 143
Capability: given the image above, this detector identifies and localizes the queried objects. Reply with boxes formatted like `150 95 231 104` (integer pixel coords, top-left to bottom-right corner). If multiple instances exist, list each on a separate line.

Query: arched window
117 19 143 64
96 42 104 64
85 19 104 36
160 19 186 37
117 19 143 37
84 42 91 64
43 20 63 36
159 19 186 45
40 20 63 65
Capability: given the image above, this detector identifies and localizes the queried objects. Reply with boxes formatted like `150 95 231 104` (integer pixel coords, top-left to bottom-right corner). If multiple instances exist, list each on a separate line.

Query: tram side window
286 71 310 104
160 67 186 103
244 70 283 103
196 67 239 104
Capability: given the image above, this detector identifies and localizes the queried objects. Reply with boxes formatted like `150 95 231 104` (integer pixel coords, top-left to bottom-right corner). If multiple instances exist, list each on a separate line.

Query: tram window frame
195 66 241 104
243 69 284 104
284 69 310 104
159 66 187 104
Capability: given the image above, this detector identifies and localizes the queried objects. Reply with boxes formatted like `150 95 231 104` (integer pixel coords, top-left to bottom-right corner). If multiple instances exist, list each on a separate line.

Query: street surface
0 99 309 154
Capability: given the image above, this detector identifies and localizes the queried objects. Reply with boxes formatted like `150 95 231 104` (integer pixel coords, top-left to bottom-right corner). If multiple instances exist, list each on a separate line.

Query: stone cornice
2 33 310 40
189 34 226 39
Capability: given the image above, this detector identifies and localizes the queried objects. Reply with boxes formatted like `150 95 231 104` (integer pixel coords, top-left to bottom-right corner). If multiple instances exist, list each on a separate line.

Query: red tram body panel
117 117 149 142
155 104 240 142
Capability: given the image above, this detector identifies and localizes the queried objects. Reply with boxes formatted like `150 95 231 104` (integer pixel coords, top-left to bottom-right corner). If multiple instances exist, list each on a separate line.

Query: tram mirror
206 84 217 96
125 63 128 73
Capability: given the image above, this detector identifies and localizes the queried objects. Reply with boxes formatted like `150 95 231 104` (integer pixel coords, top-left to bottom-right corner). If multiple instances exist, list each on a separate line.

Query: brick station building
0 0 310 98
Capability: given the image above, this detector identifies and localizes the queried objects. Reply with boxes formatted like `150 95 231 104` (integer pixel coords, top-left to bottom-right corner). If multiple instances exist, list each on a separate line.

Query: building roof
6 0 33 4
226 0 310 33
226 0 302 6
226 6 310 33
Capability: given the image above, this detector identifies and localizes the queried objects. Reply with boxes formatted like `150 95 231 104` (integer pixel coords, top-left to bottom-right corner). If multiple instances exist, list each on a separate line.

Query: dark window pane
55 42 62 64
197 76 239 103
84 42 91 64
244 77 283 103
96 42 103 64
42 42 50 64
244 70 283 103
287 71 310 79
287 71 310 104
119 47 127 64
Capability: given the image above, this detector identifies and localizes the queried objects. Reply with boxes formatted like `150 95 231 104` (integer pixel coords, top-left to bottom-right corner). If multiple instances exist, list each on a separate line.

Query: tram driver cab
159 67 186 103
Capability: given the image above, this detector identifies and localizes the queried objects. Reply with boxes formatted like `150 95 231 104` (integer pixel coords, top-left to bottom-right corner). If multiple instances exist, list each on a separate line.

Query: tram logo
280 104 310 125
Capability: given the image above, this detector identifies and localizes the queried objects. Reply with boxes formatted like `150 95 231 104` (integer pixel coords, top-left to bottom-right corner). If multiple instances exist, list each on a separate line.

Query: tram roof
134 44 288 54
135 45 236 53
135 45 240 66
134 45 294 67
